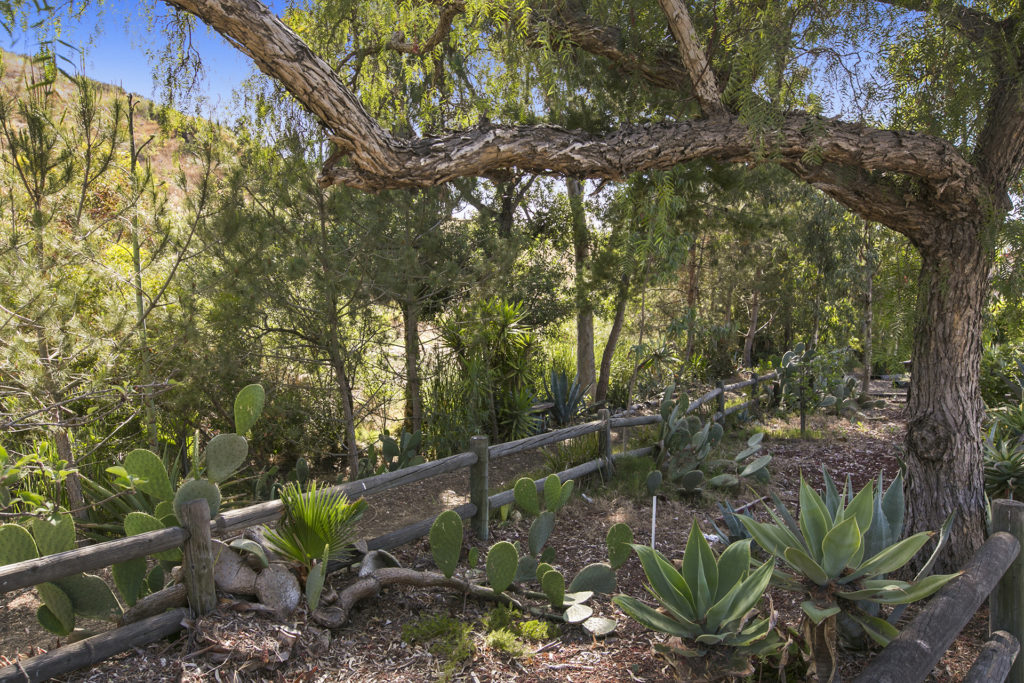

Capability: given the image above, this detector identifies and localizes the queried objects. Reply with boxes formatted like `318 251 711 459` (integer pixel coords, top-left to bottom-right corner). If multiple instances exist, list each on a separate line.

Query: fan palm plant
264 481 367 569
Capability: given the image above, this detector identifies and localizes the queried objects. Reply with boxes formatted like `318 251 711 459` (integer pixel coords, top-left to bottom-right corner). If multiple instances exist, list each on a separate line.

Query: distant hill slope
0 48 231 207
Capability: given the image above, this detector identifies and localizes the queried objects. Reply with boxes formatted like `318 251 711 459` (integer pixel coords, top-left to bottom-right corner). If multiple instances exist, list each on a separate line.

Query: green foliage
567 563 616 594
546 369 590 426
401 613 475 670
738 476 960 678
656 385 724 493
123 450 175 502
361 430 424 478
981 343 1024 408
983 427 1024 499
513 477 540 516
263 481 367 569
485 628 527 657
517 619 560 641
0 523 38 565
613 522 781 677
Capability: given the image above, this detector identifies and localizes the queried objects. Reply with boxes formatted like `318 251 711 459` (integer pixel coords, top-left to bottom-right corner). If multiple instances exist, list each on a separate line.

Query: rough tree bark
904 227 993 565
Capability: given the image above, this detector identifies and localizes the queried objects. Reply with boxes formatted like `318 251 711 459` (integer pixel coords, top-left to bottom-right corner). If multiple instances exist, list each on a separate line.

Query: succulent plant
547 369 590 427
613 522 782 681
738 476 960 681
656 384 723 493
606 523 634 569
429 509 464 579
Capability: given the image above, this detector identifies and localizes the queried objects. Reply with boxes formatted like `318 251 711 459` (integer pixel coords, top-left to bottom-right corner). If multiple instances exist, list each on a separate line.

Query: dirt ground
1 388 989 682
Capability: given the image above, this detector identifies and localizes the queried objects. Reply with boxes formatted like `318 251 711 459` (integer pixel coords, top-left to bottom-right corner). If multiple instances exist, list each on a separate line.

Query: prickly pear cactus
568 563 616 594
486 541 518 594
514 477 539 516
125 449 175 501
429 509 464 579
606 523 633 569
234 383 266 435
541 568 565 607
0 523 38 565
124 511 181 561
36 582 75 635
113 557 149 607
205 433 248 483
528 511 555 557
173 479 222 523
29 512 75 556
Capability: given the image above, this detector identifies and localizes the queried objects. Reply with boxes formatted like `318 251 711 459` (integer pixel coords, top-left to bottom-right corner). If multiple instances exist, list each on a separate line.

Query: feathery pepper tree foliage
141 0 1024 570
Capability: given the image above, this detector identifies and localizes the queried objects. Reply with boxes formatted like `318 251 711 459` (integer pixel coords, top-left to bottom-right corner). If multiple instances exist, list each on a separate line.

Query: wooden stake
992 499 1024 683
180 498 217 616
469 435 489 542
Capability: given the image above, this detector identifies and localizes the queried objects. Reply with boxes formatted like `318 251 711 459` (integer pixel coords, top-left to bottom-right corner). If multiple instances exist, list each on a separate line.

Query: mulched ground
1 392 988 682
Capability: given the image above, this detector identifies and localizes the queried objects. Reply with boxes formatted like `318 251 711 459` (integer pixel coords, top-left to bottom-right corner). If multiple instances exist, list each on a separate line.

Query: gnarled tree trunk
567 178 595 398
904 225 992 571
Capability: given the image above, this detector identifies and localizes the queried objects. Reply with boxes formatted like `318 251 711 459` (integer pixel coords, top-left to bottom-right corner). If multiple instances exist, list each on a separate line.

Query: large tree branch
535 5 691 91
165 0 986 229
657 0 725 114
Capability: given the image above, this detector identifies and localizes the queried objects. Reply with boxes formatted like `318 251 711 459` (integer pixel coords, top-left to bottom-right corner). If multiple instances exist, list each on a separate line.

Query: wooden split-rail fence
4 370 1016 683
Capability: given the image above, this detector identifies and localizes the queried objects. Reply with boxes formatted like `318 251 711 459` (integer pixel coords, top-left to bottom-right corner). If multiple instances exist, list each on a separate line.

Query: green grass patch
401 613 475 675
485 628 527 657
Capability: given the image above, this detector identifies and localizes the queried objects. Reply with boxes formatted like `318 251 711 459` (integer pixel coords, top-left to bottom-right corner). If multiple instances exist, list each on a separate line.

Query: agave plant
738 477 959 682
547 369 590 426
983 425 1024 499
613 521 782 682
264 481 367 570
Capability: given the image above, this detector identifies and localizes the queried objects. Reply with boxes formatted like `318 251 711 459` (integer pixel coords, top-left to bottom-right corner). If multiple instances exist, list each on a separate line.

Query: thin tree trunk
596 275 630 404
742 275 761 368
567 178 595 398
904 228 990 572
128 95 158 450
861 222 875 396
402 300 422 434
683 236 702 362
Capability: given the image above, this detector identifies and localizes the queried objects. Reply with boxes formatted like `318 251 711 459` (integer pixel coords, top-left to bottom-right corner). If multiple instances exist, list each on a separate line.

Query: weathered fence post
715 380 725 423
992 499 1024 683
469 436 490 541
180 497 216 616
750 372 759 419
598 408 614 478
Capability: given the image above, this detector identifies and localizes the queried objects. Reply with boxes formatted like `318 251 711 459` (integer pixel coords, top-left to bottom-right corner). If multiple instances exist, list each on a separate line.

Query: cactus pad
528 511 555 556
646 470 663 496
0 523 38 565
54 573 121 620
125 449 175 501
606 523 634 569
485 541 518 594
513 477 539 516
36 582 74 634
204 434 248 483
514 554 538 582
679 470 705 492
29 512 75 556
541 569 565 607
568 563 616 594
543 474 561 512
564 603 593 624
234 384 265 435
125 511 182 561
429 510 464 578
173 479 222 522
113 557 148 606
37 604 71 636
582 616 617 637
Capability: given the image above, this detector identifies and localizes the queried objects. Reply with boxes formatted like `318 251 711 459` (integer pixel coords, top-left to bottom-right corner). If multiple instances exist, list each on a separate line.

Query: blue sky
0 1 281 120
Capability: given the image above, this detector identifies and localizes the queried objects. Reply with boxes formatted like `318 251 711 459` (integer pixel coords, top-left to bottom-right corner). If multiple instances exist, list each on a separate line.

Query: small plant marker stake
180 498 217 616
469 435 490 542
651 496 657 549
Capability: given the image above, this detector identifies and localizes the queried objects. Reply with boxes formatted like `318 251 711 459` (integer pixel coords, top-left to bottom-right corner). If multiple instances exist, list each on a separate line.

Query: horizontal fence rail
0 368 792 682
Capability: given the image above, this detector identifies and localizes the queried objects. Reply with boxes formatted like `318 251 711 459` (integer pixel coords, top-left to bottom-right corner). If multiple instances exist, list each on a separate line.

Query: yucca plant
264 481 367 570
983 426 1024 499
547 369 590 426
739 477 960 682
613 521 783 682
